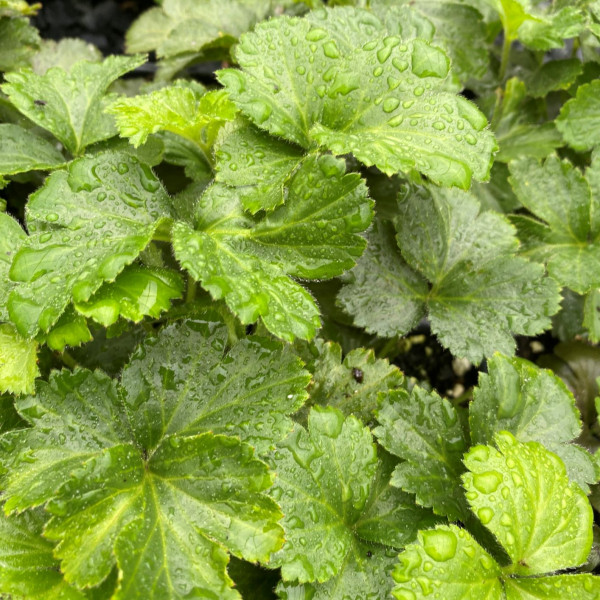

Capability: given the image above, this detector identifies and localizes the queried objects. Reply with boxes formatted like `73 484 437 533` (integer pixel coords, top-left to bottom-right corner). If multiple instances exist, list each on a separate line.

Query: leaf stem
499 34 512 82
60 350 78 369
186 276 197 303
152 221 172 243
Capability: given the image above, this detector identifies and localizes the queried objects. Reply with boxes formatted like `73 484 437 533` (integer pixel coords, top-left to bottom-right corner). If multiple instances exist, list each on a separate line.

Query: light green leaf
470 353 597 491
504 574 600 600
0 509 87 600
509 154 600 293
0 123 65 176
557 80 600 151
2 321 287 597
31 38 102 75
107 85 236 165
463 432 593 575
0 212 26 321
44 307 92 352
173 153 372 341
159 131 213 181
0 16 40 71
219 9 496 188
583 288 600 342
214 120 305 213
299 338 404 423
7 151 172 338
339 187 560 362
0 323 38 395
2 54 146 155
337 218 428 338
393 525 504 600
120 319 309 454
74 265 184 327
374 387 469 521
525 58 583 98
269 407 429 583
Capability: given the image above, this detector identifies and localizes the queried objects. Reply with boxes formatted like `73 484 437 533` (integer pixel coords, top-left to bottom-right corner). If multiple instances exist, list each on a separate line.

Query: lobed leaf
557 80 600 152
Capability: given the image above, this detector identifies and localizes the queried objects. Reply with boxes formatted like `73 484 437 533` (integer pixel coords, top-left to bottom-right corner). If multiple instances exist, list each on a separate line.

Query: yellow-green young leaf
0 16 40 71
74 265 184 327
463 432 593 576
509 154 600 294
299 338 404 423
0 323 38 395
107 83 236 159
214 119 305 214
218 8 496 188
374 387 469 521
173 154 372 342
504 575 600 600
557 80 600 152
393 525 504 600
1 320 292 598
0 123 65 176
0 509 87 600
0 212 26 321
0 0 40 17
339 187 561 363
7 151 172 338
269 407 432 583
470 353 597 492
1 54 145 155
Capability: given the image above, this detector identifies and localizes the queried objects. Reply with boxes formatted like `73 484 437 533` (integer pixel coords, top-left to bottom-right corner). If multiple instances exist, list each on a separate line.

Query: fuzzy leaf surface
219 9 496 188
375 387 469 520
556 80 600 151
0 123 64 176
470 353 597 491
269 407 430 584
1 55 145 155
74 265 184 327
1 320 287 598
0 323 38 395
463 432 593 576
7 151 172 338
509 155 600 293
172 154 372 341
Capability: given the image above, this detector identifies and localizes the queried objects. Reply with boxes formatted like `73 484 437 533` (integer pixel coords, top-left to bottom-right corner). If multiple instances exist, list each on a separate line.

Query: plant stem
152 221 172 243
60 350 78 369
186 276 197 303
499 34 512 82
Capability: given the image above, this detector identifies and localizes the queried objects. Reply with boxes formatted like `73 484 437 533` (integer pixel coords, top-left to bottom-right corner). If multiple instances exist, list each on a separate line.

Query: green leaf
74 265 184 327
269 407 430 583
337 218 428 338
339 187 560 362
583 288 600 342
557 80 600 152
2 321 287 598
2 54 146 155
0 509 87 600
0 212 26 321
31 38 103 75
7 151 172 338
463 432 593 575
504 574 600 600
214 120 305 214
509 154 600 293
299 338 404 423
120 319 309 454
393 524 504 600
470 353 597 491
172 154 372 341
44 307 92 352
0 0 40 17
525 58 583 98
375 1 490 82
0 16 40 71
219 9 496 188
374 386 469 521
0 323 38 395
107 84 236 164
0 123 65 176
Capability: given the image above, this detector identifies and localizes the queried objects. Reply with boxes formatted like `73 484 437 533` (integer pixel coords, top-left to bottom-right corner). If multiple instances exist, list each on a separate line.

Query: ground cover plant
2 0 600 597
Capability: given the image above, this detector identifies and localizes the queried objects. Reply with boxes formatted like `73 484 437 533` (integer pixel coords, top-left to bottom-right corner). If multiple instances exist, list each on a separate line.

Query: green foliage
1 2 600 598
